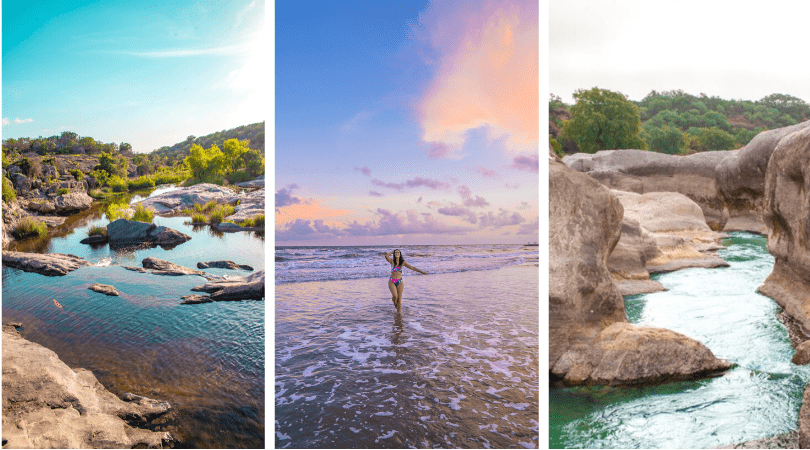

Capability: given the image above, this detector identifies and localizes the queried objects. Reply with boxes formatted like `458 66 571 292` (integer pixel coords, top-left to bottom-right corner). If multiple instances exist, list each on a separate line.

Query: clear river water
550 232 810 448
2 187 265 448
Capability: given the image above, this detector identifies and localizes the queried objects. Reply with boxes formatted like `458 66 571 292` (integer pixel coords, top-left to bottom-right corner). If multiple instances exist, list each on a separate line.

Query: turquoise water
550 232 810 448
2 190 265 448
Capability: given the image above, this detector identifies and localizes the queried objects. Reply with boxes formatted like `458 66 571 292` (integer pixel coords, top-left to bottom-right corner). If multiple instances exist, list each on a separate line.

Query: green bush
87 226 107 237
12 217 47 238
70 169 84 180
2 177 16 203
57 188 70 195
193 202 203 213
203 200 218 213
152 167 189 185
242 215 265 228
191 212 207 224
208 209 224 224
106 203 131 221
129 175 155 190
131 203 154 223
227 170 254 184
107 175 128 192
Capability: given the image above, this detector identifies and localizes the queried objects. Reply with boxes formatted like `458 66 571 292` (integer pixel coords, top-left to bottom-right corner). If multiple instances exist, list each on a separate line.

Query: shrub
57 188 70 195
241 215 265 228
70 168 84 180
208 209 225 224
129 175 155 190
107 175 128 192
106 203 131 221
132 203 154 223
2 177 16 203
227 170 254 184
12 217 47 238
19 158 42 179
202 200 218 213
191 212 207 224
193 202 203 213
87 226 107 237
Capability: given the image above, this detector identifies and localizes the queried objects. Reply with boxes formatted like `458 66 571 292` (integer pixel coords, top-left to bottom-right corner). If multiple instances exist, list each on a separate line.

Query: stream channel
2 186 265 448
550 232 810 448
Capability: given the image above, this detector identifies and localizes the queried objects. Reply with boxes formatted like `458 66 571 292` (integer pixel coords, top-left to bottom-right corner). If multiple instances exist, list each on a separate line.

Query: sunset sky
275 0 539 246
2 0 266 153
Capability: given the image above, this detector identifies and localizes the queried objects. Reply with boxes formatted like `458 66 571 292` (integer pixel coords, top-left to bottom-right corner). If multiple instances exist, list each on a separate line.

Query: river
2 187 265 448
550 232 810 448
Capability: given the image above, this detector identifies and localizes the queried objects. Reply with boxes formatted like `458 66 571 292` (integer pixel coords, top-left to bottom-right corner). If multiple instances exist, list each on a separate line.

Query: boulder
224 188 265 223
79 234 108 245
2 327 172 448
185 270 265 304
197 260 254 271
106 219 191 248
12 173 33 195
2 251 89 276
563 149 732 230
757 126 810 331
142 257 207 277
610 190 729 274
88 283 119 296
236 176 264 189
53 192 93 215
792 341 810 365
28 215 66 228
607 217 666 296
550 160 730 386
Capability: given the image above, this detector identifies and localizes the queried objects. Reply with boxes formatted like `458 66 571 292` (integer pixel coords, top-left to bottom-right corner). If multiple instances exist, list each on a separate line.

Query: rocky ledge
106 219 191 249
2 326 172 448
88 283 120 296
2 251 89 276
182 270 265 304
197 260 254 271
550 159 731 386
136 183 265 224
124 257 211 278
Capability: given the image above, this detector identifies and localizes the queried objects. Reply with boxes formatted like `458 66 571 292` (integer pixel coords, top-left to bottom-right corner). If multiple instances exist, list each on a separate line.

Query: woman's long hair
392 249 405 266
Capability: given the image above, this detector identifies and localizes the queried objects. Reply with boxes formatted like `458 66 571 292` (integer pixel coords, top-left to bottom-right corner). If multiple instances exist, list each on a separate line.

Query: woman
382 249 426 312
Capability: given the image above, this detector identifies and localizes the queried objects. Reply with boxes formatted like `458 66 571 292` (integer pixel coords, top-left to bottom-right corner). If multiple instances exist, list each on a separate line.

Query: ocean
275 244 540 448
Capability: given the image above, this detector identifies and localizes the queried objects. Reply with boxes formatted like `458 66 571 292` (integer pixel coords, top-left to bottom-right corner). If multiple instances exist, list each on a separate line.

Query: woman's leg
388 281 399 309
396 282 404 312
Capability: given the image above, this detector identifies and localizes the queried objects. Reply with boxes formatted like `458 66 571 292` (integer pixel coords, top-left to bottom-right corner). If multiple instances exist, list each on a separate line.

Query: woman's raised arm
382 252 393 264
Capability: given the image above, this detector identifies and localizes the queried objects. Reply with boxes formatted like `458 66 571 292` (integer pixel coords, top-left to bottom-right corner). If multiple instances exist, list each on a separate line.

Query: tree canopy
562 88 645 153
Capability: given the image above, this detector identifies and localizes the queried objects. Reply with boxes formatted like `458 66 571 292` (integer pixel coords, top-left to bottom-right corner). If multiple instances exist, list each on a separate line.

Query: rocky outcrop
801 387 810 449
197 260 254 271
716 120 810 228
183 270 265 304
757 126 810 332
563 149 732 230
550 159 731 386
137 183 240 215
2 251 89 276
2 327 172 448
223 188 265 223
611 190 728 275
607 217 666 296
88 283 120 296
106 218 191 248
53 191 93 214
236 176 264 189
141 257 208 277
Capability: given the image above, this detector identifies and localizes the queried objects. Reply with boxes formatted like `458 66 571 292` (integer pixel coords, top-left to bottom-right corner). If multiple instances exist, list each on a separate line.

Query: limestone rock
53 191 93 215
563 149 732 230
800 386 810 449
106 218 191 248
607 217 666 296
236 176 264 189
12 173 33 195
226 188 265 223
215 222 247 232
29 215 67 228
137 183 240 214
2 251 89 276
141 256 207 276
79 234 108 245
549 160 730 386
2 328 172 448
758 125 810 331
197 260 254 271
185 270 265 304
180 294 214 305
792 341 810 365
716 120 810 217
88 283 120 296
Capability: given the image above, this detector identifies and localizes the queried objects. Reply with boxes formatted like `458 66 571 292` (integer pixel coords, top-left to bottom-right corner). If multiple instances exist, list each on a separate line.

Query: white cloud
14 118 34 124
2 118 9 126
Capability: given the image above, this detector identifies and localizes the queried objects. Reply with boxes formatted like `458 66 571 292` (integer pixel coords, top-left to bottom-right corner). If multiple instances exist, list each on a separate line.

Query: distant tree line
550 89 810 156
152 121 265 166
2 131 133 157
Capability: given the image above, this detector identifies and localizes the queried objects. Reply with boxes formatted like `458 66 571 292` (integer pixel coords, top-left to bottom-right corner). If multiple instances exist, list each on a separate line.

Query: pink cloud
354 166 372 176
371 176 450 191
437 204 478 224
511 153 539 173
275 187 304 209
369 190 384 197
479 209 526 228
458 185 490 207
467 165 499 178
416 0 538 157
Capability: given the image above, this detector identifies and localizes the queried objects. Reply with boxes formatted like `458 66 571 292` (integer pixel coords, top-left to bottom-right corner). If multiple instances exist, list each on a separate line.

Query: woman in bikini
382 249 426 312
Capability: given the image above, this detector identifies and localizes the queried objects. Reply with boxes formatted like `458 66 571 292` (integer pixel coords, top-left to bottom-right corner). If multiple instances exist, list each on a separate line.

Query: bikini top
391 265 402 274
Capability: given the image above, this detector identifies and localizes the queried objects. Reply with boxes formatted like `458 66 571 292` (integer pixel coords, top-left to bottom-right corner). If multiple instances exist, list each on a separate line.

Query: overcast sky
549 0 810 105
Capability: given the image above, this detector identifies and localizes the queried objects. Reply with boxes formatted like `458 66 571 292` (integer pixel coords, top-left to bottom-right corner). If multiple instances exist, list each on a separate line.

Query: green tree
694 127 738 151
242 149 265 177
642 124 686 155
221 138 250 174
185 144 225 179
562 87 645 153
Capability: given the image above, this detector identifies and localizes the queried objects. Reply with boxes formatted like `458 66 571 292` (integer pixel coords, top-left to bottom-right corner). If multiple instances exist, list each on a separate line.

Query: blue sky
275 0 539 246
2 0 266 153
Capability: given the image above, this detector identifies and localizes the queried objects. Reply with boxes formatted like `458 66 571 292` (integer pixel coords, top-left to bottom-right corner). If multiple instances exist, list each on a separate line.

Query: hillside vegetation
550 90 810 156
152 121 264 165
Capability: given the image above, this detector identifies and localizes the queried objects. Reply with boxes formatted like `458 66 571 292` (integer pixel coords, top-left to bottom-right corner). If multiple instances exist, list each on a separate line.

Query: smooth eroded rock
2 251 89 276
550 160 730 386
2 328 172 448
197 260 254 271
185 270 265 304
53 192 93 215
88 283 120 296
142 257 207 277
106 218 191 248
